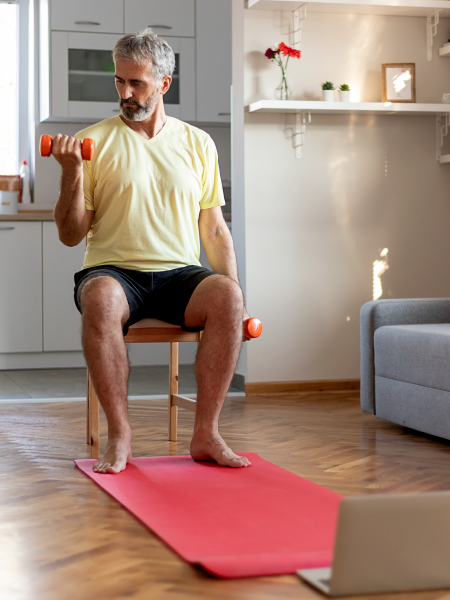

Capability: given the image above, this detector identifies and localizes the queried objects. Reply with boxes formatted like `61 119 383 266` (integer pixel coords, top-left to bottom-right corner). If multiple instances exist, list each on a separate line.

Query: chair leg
87 370 100 459
86 373 90 444
169 342 179 441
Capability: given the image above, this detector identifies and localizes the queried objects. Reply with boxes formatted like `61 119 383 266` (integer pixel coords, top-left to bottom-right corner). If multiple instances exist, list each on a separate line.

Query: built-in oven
43 31 195 122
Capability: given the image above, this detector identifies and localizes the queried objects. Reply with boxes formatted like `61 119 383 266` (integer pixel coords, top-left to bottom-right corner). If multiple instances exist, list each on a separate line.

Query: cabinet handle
148 25 172 29
218 113 231 116
75 21 101 26
0 227 15 231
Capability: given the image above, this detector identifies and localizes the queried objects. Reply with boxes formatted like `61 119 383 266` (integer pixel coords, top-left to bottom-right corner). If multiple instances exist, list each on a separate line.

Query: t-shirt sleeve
199 136 225 210
75 132 95 211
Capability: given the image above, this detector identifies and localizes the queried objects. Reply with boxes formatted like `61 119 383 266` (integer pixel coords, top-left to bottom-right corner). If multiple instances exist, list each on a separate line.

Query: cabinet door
51 0 124 34
50 32 123 121
43 222 86 352
0 223 42 353
124 0 195 38
161 37 196 122
196 0 231 123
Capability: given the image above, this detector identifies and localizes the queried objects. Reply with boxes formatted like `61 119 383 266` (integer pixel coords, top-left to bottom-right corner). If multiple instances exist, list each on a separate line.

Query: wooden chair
86 318 201 459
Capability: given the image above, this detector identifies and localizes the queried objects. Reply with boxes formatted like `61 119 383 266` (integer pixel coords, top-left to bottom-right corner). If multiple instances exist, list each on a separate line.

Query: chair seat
124 318 201 343
128 318 184 331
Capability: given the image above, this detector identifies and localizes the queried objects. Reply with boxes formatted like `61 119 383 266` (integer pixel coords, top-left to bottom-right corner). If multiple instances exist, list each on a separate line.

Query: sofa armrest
360 298 450 414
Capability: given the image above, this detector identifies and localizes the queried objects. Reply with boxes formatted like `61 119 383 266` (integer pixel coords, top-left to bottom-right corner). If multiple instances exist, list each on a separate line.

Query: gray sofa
360 298 450 441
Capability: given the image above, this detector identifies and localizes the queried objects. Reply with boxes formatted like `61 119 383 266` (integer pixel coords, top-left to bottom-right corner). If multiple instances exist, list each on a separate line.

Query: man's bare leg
185 275 251 468
80 277 132 474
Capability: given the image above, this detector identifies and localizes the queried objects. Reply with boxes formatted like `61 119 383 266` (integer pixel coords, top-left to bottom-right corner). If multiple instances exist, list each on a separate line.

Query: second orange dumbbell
244 318 263 339
40 134 95 161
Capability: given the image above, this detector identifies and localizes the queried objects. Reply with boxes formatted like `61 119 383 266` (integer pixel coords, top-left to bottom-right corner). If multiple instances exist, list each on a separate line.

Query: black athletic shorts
73 265 217 335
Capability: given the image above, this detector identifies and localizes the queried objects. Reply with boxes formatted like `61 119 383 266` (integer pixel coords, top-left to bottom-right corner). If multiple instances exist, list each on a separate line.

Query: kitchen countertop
0 211 54 221
0 211 232 226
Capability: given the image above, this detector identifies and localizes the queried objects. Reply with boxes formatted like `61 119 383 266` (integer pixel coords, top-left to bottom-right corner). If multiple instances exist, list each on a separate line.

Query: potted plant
338 84 351 102
321 82 335 102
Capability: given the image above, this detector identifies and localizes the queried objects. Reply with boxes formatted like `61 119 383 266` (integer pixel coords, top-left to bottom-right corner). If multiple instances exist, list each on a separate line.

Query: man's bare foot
93 427 132 474
190 428 251 468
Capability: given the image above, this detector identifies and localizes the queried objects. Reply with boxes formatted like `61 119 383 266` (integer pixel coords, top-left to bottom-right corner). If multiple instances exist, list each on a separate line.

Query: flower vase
275 69 292 101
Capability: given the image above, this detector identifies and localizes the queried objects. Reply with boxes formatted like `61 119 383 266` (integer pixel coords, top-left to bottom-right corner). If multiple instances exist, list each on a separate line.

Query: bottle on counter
20 161 31 204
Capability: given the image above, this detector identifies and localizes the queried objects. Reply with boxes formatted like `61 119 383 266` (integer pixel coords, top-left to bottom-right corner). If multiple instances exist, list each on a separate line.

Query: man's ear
161 76 172 95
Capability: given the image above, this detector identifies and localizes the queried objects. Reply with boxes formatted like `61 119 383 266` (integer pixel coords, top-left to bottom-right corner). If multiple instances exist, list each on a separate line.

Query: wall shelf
248 100 450 116
439 44 450 56
248 101 450 161
246 0 450 18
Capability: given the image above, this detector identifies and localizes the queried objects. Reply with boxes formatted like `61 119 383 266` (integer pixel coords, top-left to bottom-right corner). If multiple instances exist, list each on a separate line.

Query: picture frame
381 63 416 103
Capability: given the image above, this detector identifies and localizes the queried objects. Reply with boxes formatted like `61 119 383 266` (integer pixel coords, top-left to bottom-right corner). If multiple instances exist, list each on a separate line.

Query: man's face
114 59 171 122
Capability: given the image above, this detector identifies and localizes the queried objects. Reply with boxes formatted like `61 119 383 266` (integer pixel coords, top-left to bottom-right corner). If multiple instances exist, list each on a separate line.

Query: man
53 29 251 474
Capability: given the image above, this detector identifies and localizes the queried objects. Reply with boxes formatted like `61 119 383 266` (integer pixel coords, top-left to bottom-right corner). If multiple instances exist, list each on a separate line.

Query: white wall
244 9 450 383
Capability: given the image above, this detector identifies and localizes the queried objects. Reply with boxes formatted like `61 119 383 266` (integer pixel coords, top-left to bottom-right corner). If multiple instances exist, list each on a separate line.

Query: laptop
298 492 450 596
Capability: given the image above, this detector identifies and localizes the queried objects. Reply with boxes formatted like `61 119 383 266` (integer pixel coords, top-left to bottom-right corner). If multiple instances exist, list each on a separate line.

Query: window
0 2 18 175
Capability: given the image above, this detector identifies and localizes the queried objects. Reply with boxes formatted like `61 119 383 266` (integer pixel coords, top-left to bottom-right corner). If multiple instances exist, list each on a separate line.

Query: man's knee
208 276 244 318
80 276 129 326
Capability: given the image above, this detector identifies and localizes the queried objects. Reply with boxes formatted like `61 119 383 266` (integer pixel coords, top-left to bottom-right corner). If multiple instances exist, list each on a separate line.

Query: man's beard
119 87 160 122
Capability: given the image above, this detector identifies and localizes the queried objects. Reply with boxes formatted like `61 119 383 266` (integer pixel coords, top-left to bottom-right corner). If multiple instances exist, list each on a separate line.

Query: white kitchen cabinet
40 0 230 123
162 36 196 121
0 223 43 353
50 31 123 121
47 31 196 122
196 0 232 123
51 0 124 34
43 222 86 352
124 0 195 37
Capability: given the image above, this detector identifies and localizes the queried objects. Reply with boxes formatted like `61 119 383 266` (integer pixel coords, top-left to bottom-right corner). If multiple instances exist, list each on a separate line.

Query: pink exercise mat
75 453 342 578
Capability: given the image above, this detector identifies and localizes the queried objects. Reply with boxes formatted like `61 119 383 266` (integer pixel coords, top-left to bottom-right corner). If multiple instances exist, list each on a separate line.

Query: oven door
48 32 195 122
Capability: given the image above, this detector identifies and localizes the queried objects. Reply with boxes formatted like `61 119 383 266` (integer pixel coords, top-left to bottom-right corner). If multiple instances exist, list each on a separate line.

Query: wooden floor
2 391 450 600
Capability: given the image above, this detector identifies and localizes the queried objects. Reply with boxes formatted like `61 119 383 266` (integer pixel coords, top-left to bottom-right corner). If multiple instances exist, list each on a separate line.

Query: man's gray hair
113 28 175 81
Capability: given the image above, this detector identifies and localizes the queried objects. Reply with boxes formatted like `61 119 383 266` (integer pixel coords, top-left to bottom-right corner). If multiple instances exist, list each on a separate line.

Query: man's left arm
199 206 238 281
199 206 250 322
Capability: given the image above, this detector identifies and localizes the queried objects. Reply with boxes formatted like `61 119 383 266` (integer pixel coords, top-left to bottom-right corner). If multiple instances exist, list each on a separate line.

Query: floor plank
1 392 450 599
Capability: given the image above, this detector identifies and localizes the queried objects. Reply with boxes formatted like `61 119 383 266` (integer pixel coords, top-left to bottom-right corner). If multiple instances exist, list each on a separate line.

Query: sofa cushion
374 324 450 392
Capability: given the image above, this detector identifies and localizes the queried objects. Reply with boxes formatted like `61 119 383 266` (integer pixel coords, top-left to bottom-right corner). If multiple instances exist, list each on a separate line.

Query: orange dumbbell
40 134 95 161
244 318 263 339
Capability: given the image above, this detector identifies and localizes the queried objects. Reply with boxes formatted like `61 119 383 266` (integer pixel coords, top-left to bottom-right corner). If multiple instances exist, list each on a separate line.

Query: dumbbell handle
244 318 263 339
40 134 95 161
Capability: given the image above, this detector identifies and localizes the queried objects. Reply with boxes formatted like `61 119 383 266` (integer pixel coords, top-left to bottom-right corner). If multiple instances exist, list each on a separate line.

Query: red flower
278 42 301 59
265 47 279 59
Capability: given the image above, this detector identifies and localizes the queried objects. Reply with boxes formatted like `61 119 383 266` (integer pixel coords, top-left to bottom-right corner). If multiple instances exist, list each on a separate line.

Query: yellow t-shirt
75 116 225 271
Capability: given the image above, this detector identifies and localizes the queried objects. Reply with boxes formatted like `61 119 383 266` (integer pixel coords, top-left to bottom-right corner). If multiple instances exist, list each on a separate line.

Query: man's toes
107 462 123 474
222 455 248 468
94 461 111 473
232 455 251 467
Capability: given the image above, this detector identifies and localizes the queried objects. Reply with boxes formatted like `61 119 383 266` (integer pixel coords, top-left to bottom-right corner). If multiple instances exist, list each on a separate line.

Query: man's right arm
53 134 94 247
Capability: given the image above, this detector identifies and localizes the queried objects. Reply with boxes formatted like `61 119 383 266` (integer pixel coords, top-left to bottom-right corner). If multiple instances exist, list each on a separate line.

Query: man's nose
122 85 133 99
